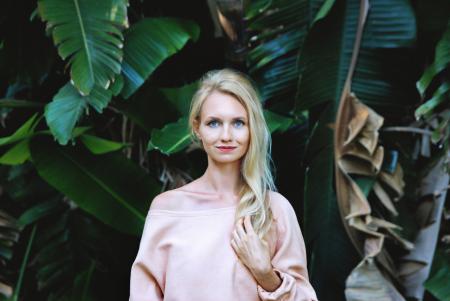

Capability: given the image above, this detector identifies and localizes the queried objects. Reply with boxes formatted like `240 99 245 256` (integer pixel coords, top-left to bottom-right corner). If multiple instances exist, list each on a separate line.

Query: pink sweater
129 191 318 301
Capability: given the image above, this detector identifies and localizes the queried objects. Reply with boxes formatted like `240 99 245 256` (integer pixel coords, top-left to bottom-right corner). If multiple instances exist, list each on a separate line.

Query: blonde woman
129 69 317 301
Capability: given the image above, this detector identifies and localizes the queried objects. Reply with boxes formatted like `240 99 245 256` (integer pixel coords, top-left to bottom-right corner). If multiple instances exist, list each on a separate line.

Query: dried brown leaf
373 182 399 216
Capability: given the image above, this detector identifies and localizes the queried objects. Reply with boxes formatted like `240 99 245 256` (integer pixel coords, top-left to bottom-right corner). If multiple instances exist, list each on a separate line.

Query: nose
220 124 232 142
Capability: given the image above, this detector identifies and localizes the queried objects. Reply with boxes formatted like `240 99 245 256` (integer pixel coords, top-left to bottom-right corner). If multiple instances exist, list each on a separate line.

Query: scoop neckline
149 204 238 217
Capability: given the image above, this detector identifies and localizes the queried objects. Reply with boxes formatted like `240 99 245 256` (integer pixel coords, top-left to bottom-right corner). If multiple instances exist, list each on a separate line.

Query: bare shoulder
148 189 185 211
148 180 201 211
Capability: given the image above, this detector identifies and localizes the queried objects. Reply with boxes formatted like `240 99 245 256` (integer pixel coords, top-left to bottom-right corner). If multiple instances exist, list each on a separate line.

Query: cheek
237 129 250 146
199 128 219 144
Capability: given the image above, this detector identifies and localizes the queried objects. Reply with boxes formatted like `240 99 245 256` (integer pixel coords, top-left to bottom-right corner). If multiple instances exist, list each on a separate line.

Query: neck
201 158 243 197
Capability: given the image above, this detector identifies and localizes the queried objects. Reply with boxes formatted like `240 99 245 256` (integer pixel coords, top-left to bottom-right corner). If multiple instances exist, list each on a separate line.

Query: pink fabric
129 192 318 301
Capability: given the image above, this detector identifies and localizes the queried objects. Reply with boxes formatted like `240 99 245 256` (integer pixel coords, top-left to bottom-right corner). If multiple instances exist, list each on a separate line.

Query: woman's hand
230 215 272 277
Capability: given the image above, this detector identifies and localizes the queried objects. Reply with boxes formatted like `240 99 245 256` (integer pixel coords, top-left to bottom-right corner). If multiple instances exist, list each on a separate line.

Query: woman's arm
129 210 164 301
129 260 163 301
256 193 318 301
231 192 317 300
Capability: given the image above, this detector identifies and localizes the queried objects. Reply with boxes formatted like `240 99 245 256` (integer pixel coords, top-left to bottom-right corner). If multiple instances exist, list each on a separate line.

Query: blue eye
207 120 220 128
234 120 245 128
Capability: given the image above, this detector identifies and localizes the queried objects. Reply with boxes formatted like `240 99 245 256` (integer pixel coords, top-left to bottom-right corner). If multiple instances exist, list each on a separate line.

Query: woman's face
195 91 250 164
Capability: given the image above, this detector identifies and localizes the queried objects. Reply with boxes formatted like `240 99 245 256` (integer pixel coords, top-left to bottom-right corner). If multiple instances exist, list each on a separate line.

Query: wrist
252 263 273 278
253 267 282 292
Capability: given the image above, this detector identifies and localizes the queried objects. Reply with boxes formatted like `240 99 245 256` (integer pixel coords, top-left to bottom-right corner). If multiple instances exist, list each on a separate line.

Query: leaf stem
12 224 37 301
381 126 433 136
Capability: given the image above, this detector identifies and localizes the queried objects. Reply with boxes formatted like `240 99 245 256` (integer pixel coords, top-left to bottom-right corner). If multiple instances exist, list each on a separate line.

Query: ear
193 119 201 139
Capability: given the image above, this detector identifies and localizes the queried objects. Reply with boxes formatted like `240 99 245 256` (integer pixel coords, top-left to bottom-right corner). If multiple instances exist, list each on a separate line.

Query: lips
216 146 237 152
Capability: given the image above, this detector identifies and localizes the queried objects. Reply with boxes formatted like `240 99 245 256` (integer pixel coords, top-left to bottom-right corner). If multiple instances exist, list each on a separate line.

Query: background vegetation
0 0 449 300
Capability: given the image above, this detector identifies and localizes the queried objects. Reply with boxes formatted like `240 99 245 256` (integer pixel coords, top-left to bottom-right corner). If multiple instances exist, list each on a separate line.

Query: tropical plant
1 0 450 300
213 0 450 300
0 0 203 299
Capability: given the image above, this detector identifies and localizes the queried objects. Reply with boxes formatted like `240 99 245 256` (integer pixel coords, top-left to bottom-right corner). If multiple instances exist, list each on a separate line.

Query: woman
129 69 318 301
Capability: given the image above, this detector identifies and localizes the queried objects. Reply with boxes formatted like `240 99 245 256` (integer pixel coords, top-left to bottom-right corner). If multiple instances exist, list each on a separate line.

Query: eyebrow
204 116 247 121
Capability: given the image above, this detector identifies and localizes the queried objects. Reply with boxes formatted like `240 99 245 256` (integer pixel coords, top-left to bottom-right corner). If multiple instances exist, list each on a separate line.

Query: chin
208 152 246 164
216 159 241 164
210 155 241 164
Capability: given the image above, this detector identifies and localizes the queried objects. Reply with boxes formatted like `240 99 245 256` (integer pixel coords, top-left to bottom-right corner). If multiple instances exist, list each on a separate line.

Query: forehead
200 91 248 119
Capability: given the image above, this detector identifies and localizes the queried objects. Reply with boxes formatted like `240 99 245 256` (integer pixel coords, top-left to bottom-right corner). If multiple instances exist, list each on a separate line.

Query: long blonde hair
188 68 276 240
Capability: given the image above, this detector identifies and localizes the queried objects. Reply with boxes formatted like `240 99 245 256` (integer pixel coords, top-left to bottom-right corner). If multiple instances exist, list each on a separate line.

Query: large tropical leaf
160 82 199 116
45 83 112 145
296 0 418 299
9 225 37 301
147 117 190 155
0 140 30 165
245 0 310 108
425 249 450 301
79 134 129 155
37 0 128 95
29 136 160 235
265 109 294 132
114 86 181 133
414 22 450 149
18 198 115 300
295 0 418 114
0 114 39 146
0 114 40 166
303 105 361 300
417 21 450 96
121 18 200 98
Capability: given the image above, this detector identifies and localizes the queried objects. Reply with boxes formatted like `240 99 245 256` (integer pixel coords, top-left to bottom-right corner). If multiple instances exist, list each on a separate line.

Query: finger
231 240 242 259
230 238 237 251
243 215 255 235
233 229 242 245
236 218 247 237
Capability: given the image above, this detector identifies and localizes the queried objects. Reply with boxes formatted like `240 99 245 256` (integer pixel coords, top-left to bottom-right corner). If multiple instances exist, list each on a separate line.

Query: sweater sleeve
129 212 164 301
257 197 318 301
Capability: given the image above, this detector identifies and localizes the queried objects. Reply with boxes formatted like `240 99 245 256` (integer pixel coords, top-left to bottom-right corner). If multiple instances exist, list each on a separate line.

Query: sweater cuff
256 268 296 300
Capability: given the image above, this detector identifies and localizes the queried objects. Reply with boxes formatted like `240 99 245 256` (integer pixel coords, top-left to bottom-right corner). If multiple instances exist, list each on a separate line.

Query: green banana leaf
245 0 271 20
9 225 37 301
415 83 450 120
303 106 361 300
0 140 30 165
29 136 160 235
425 249 450 301
417 21 450 96
160 81 199 116
27 205 112 299
45 83 112 145
68 262 96 301
148 117 191 155
0 114 39 146
17 197 61 228
37 0 128 95
0 114 41 165
246 0 309 104
121 18 200 98
296 0 418 299
114 86 181 133
79 134 128 155
295 0 417 113
264 110 294 132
